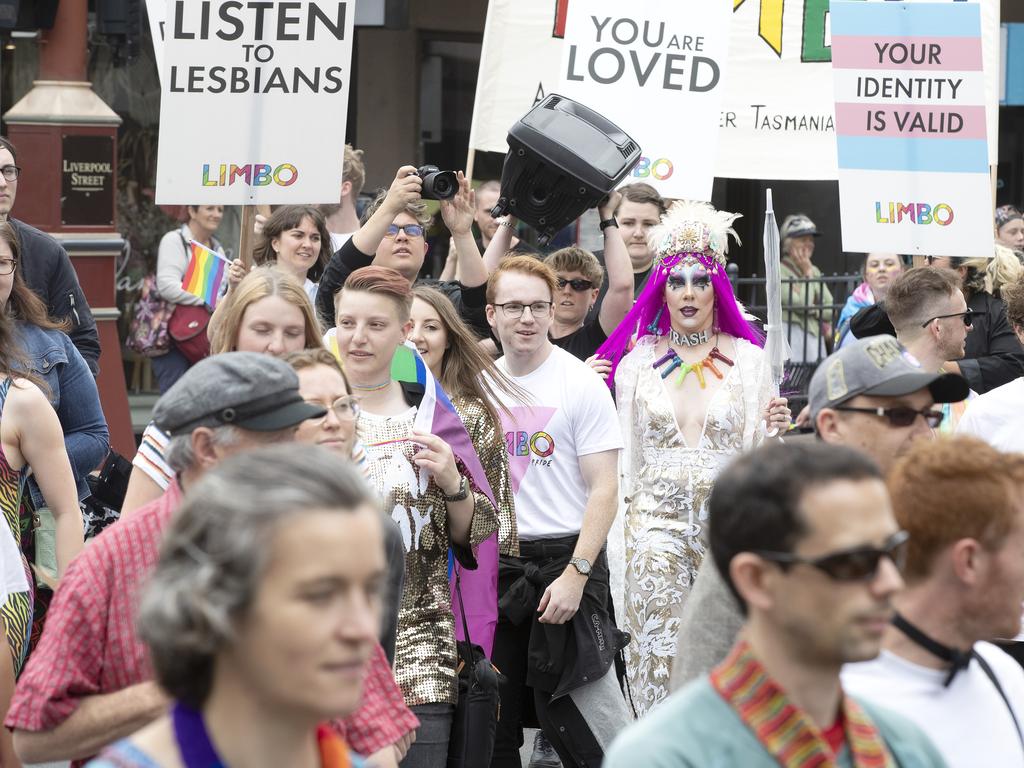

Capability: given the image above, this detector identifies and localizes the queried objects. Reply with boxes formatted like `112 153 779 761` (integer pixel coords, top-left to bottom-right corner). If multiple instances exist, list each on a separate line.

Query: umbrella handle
766 187 774 214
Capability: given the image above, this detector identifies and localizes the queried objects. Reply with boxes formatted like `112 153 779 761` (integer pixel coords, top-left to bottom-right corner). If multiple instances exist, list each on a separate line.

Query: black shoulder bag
446 564 504 768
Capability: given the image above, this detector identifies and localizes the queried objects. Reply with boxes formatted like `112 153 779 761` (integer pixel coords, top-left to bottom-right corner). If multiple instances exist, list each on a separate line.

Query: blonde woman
122 268 324 517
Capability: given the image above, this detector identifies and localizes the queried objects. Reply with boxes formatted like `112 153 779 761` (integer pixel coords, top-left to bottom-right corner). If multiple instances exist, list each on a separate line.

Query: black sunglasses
557 277 595 292
921 309 973 328
833 405 944 429
754 530 909 582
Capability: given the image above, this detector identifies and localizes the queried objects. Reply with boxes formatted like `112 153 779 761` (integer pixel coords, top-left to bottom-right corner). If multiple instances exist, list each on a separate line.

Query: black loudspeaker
491 94 641 246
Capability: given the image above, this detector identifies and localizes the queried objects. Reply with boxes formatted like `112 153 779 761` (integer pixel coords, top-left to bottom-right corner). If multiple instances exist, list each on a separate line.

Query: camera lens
433 177 454 198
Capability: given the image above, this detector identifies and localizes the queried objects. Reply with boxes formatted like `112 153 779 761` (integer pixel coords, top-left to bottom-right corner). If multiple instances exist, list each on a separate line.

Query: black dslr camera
416 165 458 200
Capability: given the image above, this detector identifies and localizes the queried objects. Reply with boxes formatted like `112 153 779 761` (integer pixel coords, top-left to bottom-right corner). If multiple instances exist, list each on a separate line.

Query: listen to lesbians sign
155 1 354 205
831 1 992 257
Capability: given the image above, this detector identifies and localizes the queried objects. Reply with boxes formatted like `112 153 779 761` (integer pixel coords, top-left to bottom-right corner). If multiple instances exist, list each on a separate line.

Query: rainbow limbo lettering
874 202 954 226
202 163 299 188
180 240 229 307
631 156 675 181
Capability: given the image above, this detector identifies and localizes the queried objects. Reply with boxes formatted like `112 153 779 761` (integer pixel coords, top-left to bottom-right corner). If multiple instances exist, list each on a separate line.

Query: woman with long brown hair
249 205 332 306
409 285 519 558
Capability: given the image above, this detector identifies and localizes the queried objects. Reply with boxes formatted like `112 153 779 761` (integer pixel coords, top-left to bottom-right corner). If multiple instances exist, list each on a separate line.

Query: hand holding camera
439 171 475 236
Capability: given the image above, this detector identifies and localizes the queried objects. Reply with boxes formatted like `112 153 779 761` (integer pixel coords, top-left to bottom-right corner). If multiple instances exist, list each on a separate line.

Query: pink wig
596 201 764 387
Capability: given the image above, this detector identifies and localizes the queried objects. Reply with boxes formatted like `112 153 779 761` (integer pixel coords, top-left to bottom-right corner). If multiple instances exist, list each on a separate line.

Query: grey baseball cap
808 335 969 420
153 352 327 436
780 214 820 240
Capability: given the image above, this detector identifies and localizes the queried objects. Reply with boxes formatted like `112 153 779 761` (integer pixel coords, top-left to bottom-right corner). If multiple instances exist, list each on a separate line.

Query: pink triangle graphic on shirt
502 405 558 495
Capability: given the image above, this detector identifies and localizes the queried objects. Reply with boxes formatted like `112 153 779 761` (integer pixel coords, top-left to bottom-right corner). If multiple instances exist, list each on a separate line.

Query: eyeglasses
384 224 424 239
0 166 20 182
493 301 554 318
921 309 973 328
833 405 944 429
0 258 16 276
307 395 360 424
754 530 909 582
557 277 595 292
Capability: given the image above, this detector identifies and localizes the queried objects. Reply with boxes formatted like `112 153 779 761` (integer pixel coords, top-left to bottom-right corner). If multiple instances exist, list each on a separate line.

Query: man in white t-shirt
485 255 628 768
842 435 1024 768
958 275 1024 450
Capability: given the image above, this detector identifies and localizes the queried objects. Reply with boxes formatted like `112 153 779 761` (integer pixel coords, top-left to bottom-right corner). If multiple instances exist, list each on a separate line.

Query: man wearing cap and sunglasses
606 442 946 767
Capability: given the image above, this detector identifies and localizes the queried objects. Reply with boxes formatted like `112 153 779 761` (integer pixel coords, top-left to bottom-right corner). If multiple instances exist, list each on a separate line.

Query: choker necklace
892 613 975 687
652 338 733 389
352 380 391 392
670 328 709 347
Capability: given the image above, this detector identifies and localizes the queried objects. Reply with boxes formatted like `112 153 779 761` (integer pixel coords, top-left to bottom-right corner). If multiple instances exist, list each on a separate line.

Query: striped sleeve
132 423 173 491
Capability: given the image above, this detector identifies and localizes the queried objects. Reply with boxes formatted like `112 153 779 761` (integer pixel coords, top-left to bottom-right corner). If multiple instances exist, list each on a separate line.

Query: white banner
555 0 731 200
155 1 354 205
468 0 1000 181
831 1 992 256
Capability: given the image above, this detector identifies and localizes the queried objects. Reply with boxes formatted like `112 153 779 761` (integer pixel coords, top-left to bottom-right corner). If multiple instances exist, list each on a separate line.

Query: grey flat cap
153 352 326 435
809 335 969 420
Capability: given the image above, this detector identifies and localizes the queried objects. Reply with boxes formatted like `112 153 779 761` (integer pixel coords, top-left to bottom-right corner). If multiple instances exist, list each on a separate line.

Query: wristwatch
599 217 618 232
569 557 593 577
443 476 470 502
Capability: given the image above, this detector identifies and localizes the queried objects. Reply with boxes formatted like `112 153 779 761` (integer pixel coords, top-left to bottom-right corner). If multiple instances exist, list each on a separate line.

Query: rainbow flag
181 240 229 307
329 333 500 654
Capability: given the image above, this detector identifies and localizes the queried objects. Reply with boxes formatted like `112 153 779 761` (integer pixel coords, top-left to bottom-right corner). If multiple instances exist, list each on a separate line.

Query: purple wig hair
596 252 764 387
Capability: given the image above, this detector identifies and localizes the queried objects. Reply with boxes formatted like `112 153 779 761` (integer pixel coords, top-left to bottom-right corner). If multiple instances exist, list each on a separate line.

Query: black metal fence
726 264 862 407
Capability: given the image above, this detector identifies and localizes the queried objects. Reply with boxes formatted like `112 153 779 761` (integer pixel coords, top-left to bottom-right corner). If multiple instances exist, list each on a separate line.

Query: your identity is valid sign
155 0 354 205
556 0 732 201
831 1 992 257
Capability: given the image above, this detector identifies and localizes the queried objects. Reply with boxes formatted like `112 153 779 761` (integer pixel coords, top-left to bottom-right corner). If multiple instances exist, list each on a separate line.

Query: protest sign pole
465 148 476 184
238 205 257 269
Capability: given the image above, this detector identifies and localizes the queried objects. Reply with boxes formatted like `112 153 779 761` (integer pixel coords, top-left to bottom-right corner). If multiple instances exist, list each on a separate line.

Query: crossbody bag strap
454 563 474 649
973 650 1024 756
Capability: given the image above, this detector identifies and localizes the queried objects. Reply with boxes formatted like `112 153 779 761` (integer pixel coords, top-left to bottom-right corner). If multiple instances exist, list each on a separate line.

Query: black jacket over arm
11 219 101 374
960 291 1024 394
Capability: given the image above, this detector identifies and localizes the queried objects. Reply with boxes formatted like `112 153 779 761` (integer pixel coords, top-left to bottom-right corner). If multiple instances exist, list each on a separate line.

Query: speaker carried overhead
491 94 641 246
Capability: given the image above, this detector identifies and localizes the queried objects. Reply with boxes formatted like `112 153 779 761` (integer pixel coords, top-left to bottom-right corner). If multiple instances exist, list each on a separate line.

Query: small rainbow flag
181 240 229 307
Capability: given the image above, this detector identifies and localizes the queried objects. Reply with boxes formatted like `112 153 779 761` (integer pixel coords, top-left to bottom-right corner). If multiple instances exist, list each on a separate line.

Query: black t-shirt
550 319 608 361
592 247 652 316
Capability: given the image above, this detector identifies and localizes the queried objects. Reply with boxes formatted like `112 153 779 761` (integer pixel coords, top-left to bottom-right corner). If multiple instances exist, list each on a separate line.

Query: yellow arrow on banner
734 0 785 57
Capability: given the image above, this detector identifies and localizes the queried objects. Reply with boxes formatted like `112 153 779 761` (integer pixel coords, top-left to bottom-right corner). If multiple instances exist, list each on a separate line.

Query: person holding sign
595 201 789 716
153 205 225 392
252 205 332 307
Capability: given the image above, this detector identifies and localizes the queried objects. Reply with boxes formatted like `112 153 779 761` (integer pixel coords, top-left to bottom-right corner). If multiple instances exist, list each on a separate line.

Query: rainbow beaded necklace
652 336 734 389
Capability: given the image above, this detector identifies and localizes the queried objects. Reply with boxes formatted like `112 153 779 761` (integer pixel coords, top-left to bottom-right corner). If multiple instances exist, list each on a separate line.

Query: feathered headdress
595 200 763 389
651 200 742 271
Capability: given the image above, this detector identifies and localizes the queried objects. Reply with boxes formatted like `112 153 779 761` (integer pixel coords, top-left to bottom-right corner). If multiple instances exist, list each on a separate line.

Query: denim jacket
14 322 110 505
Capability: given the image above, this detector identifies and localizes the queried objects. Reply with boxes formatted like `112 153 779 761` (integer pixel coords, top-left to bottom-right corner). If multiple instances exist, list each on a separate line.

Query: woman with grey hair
87 445 384 767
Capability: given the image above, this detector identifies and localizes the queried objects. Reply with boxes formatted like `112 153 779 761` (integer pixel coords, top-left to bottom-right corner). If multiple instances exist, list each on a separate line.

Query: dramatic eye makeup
668 260 710 291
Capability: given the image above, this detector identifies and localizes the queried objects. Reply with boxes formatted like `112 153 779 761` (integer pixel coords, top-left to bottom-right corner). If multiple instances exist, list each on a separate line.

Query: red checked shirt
6 482 418 765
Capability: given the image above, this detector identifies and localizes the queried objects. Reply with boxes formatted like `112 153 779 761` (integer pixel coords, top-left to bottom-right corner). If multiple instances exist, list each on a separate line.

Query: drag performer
596 201 790 715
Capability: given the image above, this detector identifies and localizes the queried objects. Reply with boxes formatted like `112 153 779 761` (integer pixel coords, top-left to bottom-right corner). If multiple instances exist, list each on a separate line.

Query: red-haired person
484 255 629 768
